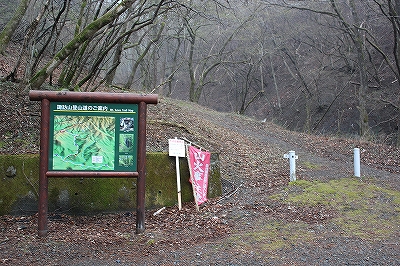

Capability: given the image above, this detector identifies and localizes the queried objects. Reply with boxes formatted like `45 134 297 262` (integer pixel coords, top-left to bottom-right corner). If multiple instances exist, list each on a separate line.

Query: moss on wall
0 153 221 215
0 154 39 215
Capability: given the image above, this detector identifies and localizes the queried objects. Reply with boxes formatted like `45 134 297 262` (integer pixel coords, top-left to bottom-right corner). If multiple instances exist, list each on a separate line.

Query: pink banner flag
188 146 210 205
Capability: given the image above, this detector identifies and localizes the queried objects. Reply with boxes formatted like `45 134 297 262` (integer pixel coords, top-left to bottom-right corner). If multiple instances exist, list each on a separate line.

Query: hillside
1 83 400 264
2 81 400 178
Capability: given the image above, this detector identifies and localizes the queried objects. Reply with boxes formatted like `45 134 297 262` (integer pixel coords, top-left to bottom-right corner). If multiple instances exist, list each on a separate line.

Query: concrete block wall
0 153 221 215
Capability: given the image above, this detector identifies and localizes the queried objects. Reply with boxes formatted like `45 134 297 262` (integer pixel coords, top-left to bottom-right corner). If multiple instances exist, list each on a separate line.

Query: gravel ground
1 86 399 265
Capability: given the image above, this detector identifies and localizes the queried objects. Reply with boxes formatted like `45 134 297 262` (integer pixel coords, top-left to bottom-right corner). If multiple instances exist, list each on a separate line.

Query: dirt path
217 111 400 190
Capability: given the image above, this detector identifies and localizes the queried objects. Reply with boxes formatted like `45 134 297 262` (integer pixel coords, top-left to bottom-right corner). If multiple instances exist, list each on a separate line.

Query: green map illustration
52 115 115 170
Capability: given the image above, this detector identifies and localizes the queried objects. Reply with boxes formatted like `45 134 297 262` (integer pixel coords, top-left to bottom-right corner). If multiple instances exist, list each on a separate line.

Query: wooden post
136 101 147 234
38 99 50 237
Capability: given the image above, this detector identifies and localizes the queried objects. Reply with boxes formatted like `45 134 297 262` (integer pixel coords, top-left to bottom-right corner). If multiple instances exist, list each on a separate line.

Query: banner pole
186 145 199 211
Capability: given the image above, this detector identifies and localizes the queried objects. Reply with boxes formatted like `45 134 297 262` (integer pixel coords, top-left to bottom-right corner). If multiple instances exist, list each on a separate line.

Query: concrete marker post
284 150 298 182
354 148 361 177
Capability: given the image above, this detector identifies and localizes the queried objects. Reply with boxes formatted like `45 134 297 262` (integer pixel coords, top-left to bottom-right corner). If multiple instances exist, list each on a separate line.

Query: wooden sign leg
136 102 147 234
38 99 50 237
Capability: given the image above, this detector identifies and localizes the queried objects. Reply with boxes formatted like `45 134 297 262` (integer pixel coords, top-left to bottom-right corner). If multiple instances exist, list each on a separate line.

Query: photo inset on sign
119 155 134 167
120 117 135 132
119 134 134 153
52 115 115 171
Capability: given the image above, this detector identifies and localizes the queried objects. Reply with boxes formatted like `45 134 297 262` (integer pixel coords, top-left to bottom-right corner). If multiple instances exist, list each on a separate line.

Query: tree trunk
166 27 183 97
30 0 69 77
328 0 370 137
6 0 49 82
29 0 134 89
269 54 281 112
125 24 165 89
0 0 30 55
348 0 370 138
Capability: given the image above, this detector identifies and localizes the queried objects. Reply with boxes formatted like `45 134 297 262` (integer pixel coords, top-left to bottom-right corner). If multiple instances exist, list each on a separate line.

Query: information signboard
168 138 186 157
30 90 158 236
49 102 138 172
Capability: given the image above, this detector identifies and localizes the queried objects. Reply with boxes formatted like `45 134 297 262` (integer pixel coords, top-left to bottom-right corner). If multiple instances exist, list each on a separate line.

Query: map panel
52 115 115 171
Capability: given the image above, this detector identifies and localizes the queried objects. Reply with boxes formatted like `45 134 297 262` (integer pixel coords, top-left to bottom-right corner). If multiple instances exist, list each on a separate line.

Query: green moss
273 177 400 240
284 178 381 207
228 220 315 252
30 68 48 85
289 179 313 189
145 153 193 208
0 153 221 214
209 153 222 196
302 161 321 170
0 154 40 215
46 177 138 214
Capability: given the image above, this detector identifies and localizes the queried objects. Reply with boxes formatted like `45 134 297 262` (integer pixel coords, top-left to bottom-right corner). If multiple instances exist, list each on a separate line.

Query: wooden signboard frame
29 90 158 237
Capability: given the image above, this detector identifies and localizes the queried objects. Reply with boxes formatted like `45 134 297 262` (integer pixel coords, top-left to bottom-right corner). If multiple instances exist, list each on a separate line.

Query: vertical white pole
289 150 296 182
175 156 182 210
354 148 360 177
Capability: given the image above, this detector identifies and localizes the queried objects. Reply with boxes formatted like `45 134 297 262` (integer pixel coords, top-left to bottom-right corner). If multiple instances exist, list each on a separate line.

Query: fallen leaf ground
1 84 399 265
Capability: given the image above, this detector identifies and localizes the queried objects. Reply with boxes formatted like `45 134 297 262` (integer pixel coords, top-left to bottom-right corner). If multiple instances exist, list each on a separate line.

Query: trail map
52 115 115 171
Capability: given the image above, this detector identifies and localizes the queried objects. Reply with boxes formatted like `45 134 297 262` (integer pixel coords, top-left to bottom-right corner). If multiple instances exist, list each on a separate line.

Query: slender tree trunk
0 0 30 55
125 24 165 89
166 32 182 96
6 0 49 82
188 32 197 102
105 30 127 86
327 0 370 137
30 0 69 76
348 0 370 138
29 0 134 89
395 0 400 145
269 54 281 112
283 47 313 133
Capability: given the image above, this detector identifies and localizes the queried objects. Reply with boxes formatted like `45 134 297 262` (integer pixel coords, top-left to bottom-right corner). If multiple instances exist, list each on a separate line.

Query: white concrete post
284 151 298 182
354 148 360 177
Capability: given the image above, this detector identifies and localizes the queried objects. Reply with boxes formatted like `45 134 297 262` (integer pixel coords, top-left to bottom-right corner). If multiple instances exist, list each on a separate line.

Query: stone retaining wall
0 153 221 215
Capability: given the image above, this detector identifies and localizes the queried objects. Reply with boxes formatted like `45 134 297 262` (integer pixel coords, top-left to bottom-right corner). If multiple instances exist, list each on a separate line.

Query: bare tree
183 3 254 103
29 0 170 89
264 0 381 138
6 0 50 82
0 0 30 55
124 23 165 90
